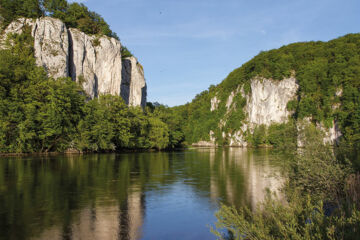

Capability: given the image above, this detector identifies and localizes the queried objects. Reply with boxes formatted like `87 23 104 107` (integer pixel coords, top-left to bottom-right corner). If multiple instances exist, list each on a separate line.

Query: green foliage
224 93 247 132
51 1 119 39
175 89 216 144
0 0 43 27
289 125 350 201
0 31 83 152
92 37 100 47
247 124 267 147
121 46 133 58
147 117 169 150
0 0 119 39
286 99 298 112
267 121 297 152
37 77 85 152
75 95 131 152
237 122 297 150
175 34 360 148
0 31 177 153
212 125 360 240
212 195 360 240
146 103 185 148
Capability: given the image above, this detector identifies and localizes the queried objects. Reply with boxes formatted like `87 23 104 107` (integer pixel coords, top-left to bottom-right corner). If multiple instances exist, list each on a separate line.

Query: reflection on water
0 148 286 240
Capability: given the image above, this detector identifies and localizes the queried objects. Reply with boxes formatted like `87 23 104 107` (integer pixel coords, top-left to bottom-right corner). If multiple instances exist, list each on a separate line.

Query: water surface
0 148 286 240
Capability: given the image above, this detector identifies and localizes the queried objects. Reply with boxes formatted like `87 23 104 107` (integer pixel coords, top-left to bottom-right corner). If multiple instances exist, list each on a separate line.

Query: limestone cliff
245 77 298 128
218 76 301 147
195 75 341 147
121 57 147 107
2 17 146 107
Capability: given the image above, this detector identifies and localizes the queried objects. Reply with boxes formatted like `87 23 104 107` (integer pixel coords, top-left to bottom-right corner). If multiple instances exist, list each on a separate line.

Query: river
0 148 287 240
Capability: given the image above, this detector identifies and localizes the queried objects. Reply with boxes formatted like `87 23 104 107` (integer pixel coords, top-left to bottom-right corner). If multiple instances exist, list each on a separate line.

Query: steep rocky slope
179 34 360 147
2 17 146 107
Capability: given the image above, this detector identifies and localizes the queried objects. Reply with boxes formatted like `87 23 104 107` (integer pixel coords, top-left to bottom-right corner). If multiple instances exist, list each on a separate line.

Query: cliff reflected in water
0 148 286 240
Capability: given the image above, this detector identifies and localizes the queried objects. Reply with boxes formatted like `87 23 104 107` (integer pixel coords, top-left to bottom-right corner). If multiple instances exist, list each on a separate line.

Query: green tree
147 117 169 150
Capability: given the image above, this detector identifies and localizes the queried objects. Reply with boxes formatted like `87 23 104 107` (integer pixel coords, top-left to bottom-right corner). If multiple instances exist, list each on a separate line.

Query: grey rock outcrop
2 17 147 107
4 17 69 79
69 28 123 98
121 56 147 107
245 76 298 128
209 75 341 147
210 96 220 111
218 76 298 147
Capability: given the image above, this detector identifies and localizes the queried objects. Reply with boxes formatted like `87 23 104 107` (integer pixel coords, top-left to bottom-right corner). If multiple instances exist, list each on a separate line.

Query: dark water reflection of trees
0 148 286 240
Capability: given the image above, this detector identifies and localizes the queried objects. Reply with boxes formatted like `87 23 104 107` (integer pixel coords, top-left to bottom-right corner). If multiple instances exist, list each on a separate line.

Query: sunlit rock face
210 96 220 111
245 76 298 128
4 17 69 79
218 77 298 146
226 88 240 111
121 57 147 108
209 76 340 146
2 17 147 107
69 28 123 98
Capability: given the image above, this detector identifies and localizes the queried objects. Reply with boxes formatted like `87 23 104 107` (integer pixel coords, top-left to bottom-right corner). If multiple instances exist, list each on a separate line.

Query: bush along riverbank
212 125 360 240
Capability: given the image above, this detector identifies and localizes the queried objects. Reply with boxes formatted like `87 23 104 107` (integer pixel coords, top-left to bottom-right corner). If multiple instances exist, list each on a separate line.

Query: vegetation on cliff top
0 0 118 39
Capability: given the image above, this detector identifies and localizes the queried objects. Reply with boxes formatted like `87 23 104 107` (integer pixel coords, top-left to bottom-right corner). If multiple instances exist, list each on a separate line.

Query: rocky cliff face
3 18 69 78
121 57 147 107
224 77 300 147
2 17 146 107
245 77 298 128
196 75 341 147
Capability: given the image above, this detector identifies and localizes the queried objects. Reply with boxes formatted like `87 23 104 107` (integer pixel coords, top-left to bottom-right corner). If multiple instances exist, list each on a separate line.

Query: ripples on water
0 148 287 240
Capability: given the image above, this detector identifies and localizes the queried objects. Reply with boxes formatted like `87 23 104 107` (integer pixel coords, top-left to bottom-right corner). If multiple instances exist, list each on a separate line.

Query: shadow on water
0 148 287 240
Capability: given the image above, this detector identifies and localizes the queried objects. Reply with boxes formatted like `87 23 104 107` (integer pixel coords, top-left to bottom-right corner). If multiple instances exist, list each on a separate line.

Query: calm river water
0 148 287 240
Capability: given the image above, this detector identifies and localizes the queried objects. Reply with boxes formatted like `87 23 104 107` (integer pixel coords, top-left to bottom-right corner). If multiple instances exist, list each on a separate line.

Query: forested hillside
176 34 360 151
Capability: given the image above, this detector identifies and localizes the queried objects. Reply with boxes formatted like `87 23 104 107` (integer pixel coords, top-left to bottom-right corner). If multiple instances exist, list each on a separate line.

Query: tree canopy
0 0 118 39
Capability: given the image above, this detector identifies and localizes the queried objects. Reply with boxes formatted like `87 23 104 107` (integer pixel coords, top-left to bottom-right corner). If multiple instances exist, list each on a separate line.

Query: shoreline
0 147 190 157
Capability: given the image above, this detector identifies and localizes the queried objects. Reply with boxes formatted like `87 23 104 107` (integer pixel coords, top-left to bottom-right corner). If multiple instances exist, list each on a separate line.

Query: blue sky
76 0 359 106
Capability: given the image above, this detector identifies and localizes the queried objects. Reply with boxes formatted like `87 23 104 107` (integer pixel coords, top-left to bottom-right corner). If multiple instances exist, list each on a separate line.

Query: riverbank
0 147 190 157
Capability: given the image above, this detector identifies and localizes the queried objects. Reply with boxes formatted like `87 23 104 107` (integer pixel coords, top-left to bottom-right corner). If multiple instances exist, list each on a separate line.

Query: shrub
212 194 360 240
